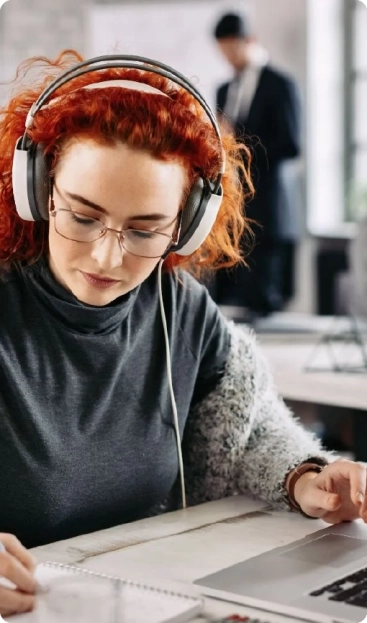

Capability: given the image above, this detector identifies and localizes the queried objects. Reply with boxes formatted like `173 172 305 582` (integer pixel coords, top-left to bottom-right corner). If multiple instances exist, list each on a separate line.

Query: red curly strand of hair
0 50 254 275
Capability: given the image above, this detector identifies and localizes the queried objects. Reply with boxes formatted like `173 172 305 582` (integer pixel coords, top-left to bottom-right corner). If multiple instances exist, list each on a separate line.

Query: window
306 0 347 236
346 0 367 220
307 0 367 234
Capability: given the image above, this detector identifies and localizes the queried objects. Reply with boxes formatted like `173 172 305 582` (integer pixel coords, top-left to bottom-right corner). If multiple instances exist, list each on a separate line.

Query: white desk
31 496 350 623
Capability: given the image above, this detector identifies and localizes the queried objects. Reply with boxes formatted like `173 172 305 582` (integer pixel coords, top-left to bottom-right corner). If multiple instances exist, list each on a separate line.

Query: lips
81 272 120 289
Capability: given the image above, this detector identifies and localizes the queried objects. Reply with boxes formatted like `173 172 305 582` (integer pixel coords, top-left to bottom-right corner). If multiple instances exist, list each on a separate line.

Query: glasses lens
55 210 103 242
54 210 173 258
122 230 172 258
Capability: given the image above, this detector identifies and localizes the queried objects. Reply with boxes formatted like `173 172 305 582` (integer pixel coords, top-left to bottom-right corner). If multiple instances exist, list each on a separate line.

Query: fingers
297 460 367 522
0 533 36 573
348 464 367 507
324 460 367 508
0 533 37 616
0 552 37 595
301 487 342 518
0 586 35 617
0 534 37 616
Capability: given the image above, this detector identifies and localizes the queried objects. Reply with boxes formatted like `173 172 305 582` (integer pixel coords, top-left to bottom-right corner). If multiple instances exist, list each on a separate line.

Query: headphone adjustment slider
25 105 37 130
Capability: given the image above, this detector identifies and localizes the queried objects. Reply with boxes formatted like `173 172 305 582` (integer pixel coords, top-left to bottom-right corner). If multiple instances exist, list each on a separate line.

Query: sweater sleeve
183 322 331 510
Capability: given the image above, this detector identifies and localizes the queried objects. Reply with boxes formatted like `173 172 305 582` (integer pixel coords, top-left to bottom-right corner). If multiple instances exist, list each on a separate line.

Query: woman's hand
0 533 37 616
294 459 367 523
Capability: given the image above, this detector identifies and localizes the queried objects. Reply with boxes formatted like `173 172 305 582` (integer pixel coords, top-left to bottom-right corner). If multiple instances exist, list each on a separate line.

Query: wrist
286 462 325 518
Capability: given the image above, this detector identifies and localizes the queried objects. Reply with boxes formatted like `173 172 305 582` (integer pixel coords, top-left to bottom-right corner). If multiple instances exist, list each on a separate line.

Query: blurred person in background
213 11 301 317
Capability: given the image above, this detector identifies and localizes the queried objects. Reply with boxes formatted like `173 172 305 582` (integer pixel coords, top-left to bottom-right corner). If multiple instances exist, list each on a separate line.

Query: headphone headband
26 56 222 154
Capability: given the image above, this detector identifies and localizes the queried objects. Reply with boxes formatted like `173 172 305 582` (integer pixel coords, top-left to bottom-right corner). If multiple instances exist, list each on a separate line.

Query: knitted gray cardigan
184 323 330 511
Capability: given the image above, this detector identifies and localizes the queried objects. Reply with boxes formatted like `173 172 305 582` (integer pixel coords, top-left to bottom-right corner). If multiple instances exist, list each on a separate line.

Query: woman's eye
70 213 97 226
130 230 156 240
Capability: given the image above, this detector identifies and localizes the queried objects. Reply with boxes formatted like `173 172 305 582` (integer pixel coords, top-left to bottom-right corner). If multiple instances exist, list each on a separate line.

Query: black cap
213 12 252 40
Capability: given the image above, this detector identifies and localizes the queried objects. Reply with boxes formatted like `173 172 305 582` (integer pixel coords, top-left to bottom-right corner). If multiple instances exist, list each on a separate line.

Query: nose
90 230 126 270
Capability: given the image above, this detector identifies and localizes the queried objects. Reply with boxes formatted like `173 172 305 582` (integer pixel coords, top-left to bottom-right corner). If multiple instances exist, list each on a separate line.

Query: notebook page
9 562 203 623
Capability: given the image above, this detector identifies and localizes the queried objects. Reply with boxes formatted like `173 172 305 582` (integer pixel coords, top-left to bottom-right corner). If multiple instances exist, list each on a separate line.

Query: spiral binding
43 561 203 605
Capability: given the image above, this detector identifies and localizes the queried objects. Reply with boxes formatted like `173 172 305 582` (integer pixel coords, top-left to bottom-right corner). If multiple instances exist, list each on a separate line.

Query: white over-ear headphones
12 54 225 256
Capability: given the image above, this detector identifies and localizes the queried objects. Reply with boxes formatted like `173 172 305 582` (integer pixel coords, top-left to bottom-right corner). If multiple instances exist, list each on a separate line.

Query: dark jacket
217 65 301 240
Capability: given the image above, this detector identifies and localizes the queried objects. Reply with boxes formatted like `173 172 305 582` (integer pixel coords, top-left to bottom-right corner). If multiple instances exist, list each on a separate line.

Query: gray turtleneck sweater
0 258 327 548
0 258 229 547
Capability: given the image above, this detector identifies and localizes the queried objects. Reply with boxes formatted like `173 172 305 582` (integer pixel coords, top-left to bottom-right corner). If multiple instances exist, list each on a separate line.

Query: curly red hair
0 50 254 274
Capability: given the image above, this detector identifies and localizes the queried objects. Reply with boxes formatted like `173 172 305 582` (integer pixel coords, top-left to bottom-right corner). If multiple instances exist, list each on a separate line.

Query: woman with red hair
0 50 365 617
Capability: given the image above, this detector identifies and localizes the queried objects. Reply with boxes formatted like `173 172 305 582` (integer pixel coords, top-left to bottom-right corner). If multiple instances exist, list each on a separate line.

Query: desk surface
31 496 343 623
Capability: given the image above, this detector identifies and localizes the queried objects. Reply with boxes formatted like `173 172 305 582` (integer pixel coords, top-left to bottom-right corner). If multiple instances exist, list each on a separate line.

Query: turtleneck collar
22 256 140 335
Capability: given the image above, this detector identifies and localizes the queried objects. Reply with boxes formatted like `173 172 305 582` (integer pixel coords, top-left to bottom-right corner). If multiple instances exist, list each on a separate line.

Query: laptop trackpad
281 534 367 568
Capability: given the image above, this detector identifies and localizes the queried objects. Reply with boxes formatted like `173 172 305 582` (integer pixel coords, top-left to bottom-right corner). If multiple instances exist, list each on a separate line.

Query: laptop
194 521 367 623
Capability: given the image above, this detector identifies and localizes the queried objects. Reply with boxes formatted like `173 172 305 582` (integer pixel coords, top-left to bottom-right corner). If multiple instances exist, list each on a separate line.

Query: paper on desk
8 562 203 623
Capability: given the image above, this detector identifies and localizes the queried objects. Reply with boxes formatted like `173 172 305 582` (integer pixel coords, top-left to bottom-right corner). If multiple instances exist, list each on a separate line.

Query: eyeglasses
49 192 181 259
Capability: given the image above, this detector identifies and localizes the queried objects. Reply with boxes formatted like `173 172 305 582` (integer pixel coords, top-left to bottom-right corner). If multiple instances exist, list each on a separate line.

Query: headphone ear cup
28 141 50 221
179 178 207 241
12 138 49 221
173 177 223 256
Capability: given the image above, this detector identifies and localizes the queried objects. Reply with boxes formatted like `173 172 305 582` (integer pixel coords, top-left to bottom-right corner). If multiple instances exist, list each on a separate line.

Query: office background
0 0 366 317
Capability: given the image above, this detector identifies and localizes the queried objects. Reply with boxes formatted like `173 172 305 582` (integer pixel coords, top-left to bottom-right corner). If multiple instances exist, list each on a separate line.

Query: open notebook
8 561 204 623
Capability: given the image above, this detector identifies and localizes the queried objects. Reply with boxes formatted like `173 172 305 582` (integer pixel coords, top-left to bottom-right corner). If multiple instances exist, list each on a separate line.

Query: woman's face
48 139 186 306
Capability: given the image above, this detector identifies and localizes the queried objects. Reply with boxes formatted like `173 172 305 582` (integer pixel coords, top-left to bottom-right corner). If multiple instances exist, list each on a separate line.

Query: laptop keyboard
310 566 367 608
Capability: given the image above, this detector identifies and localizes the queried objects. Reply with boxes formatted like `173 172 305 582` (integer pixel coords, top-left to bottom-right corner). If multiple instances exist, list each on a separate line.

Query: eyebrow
64 190 173 222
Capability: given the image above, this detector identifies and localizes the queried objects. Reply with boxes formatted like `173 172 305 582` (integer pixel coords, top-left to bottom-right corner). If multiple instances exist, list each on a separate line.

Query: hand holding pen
0 533 37 617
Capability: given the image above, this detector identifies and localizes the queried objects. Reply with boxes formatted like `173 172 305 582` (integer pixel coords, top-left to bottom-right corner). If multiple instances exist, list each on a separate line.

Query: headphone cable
157 259 187 509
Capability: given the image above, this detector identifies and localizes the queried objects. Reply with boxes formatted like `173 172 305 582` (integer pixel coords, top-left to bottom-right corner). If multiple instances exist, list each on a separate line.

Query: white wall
85 2 242 109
